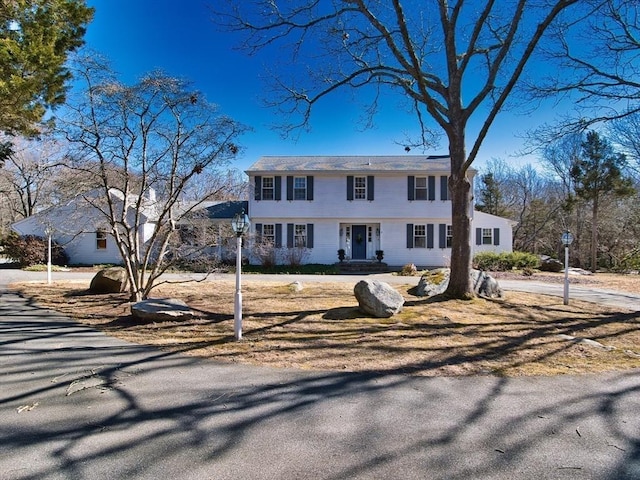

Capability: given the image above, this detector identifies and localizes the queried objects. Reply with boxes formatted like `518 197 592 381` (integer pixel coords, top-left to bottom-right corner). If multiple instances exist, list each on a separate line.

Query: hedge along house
246 155 515 268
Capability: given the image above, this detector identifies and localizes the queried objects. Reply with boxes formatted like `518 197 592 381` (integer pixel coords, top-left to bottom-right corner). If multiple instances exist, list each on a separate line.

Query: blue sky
82 0 553 173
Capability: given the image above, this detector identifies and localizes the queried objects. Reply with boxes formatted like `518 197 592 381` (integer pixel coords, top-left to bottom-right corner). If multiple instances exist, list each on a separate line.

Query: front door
351 225 367 260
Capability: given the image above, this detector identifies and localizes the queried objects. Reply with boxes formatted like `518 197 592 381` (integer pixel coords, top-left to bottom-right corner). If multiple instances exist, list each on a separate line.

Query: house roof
203 200 248 219
246 155 470 174
178 200 249 220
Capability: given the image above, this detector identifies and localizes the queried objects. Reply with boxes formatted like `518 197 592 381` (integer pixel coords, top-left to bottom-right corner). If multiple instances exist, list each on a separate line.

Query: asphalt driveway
1 270 639 479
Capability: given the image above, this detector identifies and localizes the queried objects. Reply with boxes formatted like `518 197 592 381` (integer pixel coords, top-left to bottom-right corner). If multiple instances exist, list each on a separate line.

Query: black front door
351 225 367 260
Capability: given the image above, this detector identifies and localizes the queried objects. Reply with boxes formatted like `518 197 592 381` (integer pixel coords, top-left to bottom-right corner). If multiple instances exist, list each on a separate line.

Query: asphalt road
1 269 639 479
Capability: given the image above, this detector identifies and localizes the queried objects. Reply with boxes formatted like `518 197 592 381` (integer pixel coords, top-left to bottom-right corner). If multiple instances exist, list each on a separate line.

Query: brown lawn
10 272 640 377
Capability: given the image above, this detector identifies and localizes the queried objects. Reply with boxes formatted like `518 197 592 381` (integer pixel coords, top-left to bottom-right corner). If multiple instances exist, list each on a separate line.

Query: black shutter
274 176 282 201
494 228 500 246
367 176 375 201
427 224 434 249
406 224 414 248
307 224 314 248
347 176 354 200
476 228 482 245
307 176 314 200
255 223 262 243
428 176 436 201
254 176 262 201
439 223 446 248
275 224 282 248
287 223 294 248
440 176 449 200
286 176 293 201
408 176 415 201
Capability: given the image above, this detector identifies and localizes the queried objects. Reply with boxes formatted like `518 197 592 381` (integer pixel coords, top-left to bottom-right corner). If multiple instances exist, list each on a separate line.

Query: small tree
570 131 635 272
0 0 94 138
58 57 247 301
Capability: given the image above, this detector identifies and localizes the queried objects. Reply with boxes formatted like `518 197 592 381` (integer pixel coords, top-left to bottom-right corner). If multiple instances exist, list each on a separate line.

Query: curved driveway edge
1 270 639 479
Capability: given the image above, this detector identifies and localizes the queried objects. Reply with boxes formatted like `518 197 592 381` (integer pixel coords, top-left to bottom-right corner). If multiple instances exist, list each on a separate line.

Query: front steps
336 261 389 273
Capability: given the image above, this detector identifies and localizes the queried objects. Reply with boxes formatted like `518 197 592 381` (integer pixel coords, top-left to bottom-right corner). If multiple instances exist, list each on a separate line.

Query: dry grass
11 272 640 377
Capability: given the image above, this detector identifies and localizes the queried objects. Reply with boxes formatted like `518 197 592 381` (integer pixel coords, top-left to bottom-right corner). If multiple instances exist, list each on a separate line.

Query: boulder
539 256 564 272
354 279 404 318
288 281 304 292
89 267 128 294
414 268 450 297
414 268 502 298
131 298 194 322
471 269 502 298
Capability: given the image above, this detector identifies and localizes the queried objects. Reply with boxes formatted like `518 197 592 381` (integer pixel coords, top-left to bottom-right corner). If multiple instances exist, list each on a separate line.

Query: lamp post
561 230 574 305
231 210 250 340
44 226 52 285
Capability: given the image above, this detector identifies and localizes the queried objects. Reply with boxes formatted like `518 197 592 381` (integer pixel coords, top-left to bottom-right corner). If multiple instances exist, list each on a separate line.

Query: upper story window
415 177 428 200
354 176 367 199
262 176 275 200
96 229 107 250
294 177 307 200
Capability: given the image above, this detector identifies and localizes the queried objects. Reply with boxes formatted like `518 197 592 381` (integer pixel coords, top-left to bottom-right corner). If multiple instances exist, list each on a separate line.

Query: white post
563 244 569 305
47 232 52 285
234 235 243 340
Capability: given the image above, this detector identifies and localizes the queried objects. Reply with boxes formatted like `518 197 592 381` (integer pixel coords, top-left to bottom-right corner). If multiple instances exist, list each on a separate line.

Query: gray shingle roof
246 155 465 174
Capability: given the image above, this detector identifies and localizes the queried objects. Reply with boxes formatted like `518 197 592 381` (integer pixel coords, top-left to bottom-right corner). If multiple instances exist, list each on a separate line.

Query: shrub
506 251 539 269
473 251 539 271
399 263 418 276
473 252 507 271
1 232 68 267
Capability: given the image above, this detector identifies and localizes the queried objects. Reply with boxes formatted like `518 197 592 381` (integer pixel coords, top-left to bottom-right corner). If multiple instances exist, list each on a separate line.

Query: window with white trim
262 224 275 244
294 224 307 247
354 176 367 200
446 224 453 248
415 177 428 200
414 225 426 248
262 176 274 200
482 228 493 245
96 229 107 250
293 177 307 200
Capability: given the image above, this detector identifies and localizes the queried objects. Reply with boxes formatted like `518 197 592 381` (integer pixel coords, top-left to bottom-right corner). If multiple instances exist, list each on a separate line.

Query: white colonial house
246 155 515 267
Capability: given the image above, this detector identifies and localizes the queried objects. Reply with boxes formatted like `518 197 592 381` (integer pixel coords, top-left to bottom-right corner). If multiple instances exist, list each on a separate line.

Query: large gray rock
471 269 503 298
131 298 195 322
539 256 563 272
414 268 502 298
414 268 450 296
354 279 404 318
89 267 128 294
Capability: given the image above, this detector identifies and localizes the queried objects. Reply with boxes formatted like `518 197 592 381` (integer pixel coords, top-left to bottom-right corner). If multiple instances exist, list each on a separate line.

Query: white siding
248 170 514 267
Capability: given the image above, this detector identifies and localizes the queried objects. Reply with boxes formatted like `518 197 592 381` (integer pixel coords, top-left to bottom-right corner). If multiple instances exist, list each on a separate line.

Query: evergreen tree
0 0 94 139
571 131 635 272
476 172 505 217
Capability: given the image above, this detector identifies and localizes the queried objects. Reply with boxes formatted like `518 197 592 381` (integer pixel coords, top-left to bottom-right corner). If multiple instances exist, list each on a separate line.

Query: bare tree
532 0 640 138
58 56 247 301
217 0 589 298
0 135 66 223
608 111 640 179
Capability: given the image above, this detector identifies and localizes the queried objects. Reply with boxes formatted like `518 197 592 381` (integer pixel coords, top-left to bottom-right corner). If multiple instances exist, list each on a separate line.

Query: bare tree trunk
445 138 473 299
